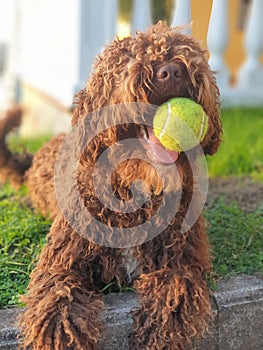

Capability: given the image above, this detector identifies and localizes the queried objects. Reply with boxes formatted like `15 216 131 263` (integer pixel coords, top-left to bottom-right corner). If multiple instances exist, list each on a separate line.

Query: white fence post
207 0 230 95
74 0 118 93
103 0 118 44
132 0 152 35
170 0 192 35
237 0 263 103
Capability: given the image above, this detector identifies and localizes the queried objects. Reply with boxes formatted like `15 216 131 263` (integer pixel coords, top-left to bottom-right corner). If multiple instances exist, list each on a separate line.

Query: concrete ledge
0 308 20 350
0 275 262 350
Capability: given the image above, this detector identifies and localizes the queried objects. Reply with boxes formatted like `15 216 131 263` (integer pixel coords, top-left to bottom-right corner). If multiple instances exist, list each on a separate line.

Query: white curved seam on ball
198 110 206 141
159 101 173 141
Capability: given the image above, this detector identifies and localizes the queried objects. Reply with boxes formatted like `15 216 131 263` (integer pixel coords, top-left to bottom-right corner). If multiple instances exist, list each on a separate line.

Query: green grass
8 134 51 154
207 108 263 180
0 182 262 306
205 199 263 281
0 184 51 307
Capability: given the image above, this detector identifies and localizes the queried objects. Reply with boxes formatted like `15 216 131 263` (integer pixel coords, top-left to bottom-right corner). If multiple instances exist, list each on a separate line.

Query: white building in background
0 0 262 136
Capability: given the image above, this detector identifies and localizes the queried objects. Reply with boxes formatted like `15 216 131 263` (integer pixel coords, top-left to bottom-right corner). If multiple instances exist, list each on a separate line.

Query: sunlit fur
1 22 222 349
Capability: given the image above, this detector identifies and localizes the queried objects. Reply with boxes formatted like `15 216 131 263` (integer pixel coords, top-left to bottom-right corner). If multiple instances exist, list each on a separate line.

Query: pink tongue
147 128 178 164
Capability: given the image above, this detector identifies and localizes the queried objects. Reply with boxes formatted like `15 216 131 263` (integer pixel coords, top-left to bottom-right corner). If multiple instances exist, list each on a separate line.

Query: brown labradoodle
0 22 222 349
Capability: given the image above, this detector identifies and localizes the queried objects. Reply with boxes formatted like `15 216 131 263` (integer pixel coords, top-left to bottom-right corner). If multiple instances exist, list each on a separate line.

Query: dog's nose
156 63 183 82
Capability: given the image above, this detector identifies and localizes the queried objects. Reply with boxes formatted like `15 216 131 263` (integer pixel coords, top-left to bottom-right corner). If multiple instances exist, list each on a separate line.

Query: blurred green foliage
207 108 263 180
119 0 174 23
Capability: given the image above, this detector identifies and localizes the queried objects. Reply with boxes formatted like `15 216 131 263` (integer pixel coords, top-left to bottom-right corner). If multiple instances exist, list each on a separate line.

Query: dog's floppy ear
72 89 93 126
197 70 222 156
203 108 222 156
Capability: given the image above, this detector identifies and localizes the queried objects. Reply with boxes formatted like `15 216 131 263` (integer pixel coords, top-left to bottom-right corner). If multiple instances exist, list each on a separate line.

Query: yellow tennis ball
153 98 209 152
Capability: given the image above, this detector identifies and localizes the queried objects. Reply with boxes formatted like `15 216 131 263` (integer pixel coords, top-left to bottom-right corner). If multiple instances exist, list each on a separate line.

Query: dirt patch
206 177 263 212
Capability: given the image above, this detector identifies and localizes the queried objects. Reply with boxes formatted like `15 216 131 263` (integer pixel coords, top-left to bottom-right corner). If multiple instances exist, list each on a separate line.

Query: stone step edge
0 274 262 350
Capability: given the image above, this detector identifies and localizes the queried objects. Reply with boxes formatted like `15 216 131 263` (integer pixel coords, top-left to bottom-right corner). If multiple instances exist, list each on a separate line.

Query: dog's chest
121 248 140 283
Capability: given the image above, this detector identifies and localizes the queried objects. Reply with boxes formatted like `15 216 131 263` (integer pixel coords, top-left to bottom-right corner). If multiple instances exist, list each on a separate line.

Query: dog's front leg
131 268 212 350
19 216 104 350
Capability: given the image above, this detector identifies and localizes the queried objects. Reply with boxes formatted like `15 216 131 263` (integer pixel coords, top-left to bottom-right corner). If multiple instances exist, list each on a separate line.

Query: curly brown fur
25 134 65 219
17 22 222 350
0 105 32 187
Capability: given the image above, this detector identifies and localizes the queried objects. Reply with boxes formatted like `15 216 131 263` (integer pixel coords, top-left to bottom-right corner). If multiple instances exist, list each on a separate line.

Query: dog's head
73 21 222 159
